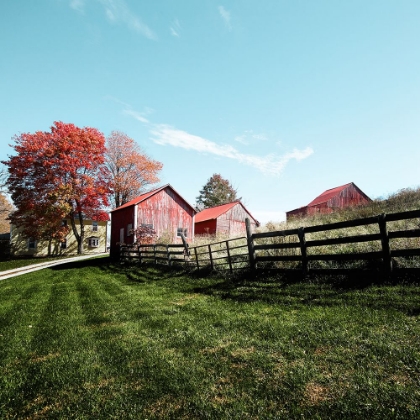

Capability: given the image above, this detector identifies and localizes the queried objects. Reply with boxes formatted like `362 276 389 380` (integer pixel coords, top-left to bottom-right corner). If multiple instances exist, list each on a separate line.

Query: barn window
177 228 188 238
28 238 37 250
127 223 133 235
92 221 98 232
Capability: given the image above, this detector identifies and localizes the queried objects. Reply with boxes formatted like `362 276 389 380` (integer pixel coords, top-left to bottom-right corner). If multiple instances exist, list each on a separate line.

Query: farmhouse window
62 220 67 227
28 238 37 250
177 228 188 238
92 221 98 232
127 223 133 235
88 237 99 247
61 239 67 249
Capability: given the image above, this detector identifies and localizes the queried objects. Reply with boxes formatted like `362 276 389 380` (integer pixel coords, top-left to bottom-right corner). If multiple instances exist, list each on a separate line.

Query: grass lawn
1 258 419 419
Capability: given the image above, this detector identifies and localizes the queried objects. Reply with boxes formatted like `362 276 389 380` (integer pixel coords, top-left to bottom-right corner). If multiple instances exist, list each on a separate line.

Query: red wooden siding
135 188 194 241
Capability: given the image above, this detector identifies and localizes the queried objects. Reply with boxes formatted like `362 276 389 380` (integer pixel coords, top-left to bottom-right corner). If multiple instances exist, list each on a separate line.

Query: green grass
1 258 420 419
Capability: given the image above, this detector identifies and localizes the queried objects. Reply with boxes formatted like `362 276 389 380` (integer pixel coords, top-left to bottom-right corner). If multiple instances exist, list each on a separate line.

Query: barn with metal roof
286 182 371 220
195 201 260 237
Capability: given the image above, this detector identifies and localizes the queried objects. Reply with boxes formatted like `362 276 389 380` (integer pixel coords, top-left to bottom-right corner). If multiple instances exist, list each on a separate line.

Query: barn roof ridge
195 200 259 225
307 182 354 207
110 184 196 213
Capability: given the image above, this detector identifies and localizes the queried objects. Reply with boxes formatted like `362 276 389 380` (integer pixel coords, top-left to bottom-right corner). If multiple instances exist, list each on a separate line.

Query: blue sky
1 0 420 224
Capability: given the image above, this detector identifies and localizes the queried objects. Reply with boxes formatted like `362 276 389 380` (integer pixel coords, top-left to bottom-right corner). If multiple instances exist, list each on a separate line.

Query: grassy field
1 257 420 419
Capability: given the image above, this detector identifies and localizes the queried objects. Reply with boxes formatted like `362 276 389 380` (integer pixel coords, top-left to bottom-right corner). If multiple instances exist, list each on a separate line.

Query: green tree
196 174 239 210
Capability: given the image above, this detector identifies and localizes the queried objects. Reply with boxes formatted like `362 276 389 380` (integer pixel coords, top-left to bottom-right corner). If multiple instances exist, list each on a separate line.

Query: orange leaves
3 122 112 245
105 130 163 208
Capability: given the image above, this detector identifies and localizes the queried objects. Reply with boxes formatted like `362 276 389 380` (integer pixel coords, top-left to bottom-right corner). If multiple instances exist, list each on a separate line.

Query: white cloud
218 5 232 30
122 109 149 124
69 0 85 12
99 0 157 39
150 124 313 176
69 0 157 39
170 19 181 37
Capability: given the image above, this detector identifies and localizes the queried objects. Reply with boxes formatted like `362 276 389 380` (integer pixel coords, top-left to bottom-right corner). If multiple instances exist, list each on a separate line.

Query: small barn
110 184 196 258
195 201 260 237
286 182 371 220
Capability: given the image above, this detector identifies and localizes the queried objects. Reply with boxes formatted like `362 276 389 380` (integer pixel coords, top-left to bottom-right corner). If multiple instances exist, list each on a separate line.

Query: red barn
286 182 371 220
195 201 260 237
110 184 196 258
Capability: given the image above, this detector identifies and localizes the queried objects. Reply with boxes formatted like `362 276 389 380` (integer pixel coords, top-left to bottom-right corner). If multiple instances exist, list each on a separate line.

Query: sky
1 0 420 224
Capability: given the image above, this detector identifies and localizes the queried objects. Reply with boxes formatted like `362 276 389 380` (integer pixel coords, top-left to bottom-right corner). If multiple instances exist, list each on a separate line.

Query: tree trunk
69 208 85 255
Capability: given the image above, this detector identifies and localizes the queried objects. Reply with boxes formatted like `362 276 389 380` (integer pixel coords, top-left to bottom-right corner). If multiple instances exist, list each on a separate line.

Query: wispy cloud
69 0 86 12
170 19 181 37
150 124 313 176
68 0 156 39
218 5 232 30
99 0 157 39
123 109 150 124
234 130 267 145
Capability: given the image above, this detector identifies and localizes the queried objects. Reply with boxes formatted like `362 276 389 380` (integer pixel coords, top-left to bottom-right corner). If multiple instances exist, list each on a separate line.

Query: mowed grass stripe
0 260 420 419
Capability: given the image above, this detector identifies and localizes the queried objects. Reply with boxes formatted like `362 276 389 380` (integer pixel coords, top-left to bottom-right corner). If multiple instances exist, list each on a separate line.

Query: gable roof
195 201 260 226
110 184 196 213
307 183 352 207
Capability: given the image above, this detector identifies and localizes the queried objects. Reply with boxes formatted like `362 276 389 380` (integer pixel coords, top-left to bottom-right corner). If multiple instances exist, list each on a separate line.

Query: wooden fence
120 243 188 266
120 209 420 276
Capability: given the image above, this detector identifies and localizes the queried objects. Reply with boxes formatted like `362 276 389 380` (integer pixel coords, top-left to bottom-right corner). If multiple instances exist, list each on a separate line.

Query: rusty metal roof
111 184 196 213
307 183 353 207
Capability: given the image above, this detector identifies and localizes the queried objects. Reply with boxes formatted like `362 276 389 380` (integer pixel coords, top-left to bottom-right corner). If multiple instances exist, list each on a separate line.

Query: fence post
378 213 392 274
298 228 308 276
167 245 171 266
208 244 214 270
194 247 200 270
245 218 256 270
226 240 233 273
137 244 142 265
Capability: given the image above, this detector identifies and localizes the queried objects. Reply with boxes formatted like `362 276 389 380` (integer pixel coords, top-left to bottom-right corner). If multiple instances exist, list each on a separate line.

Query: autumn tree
0 194 13 235
196 174 239 210
105 131 162 208
3 121 111 255
0 166 13 234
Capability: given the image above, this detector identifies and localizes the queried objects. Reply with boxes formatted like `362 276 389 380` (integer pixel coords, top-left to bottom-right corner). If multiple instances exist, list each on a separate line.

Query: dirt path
0 253 108 281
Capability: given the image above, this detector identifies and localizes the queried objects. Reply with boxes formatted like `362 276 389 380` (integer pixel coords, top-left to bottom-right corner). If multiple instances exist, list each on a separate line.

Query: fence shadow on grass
49 255 420 316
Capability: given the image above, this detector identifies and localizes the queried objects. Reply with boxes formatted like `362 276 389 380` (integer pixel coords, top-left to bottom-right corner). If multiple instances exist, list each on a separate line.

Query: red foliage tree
3 122 111 255
130 224 156 245
105 131 163 208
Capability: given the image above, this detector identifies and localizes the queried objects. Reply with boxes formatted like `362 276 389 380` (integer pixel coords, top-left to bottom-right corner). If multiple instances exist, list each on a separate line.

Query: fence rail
119 209 420 276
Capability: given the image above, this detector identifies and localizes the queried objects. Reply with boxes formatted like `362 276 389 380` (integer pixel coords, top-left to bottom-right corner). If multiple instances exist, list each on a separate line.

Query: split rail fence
120 209 420 276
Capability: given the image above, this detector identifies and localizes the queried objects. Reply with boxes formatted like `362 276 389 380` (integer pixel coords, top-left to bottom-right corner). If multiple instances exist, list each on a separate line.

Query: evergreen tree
196 174 239 209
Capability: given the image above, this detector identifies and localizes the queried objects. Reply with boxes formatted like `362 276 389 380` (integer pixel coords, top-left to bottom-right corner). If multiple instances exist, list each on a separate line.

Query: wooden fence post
194 247 200 270
298 228 308 276
245 218 256 270
167 245 171 266
137 244 142 265
226 240 233 273
378 213 392 274
208 244 214 270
